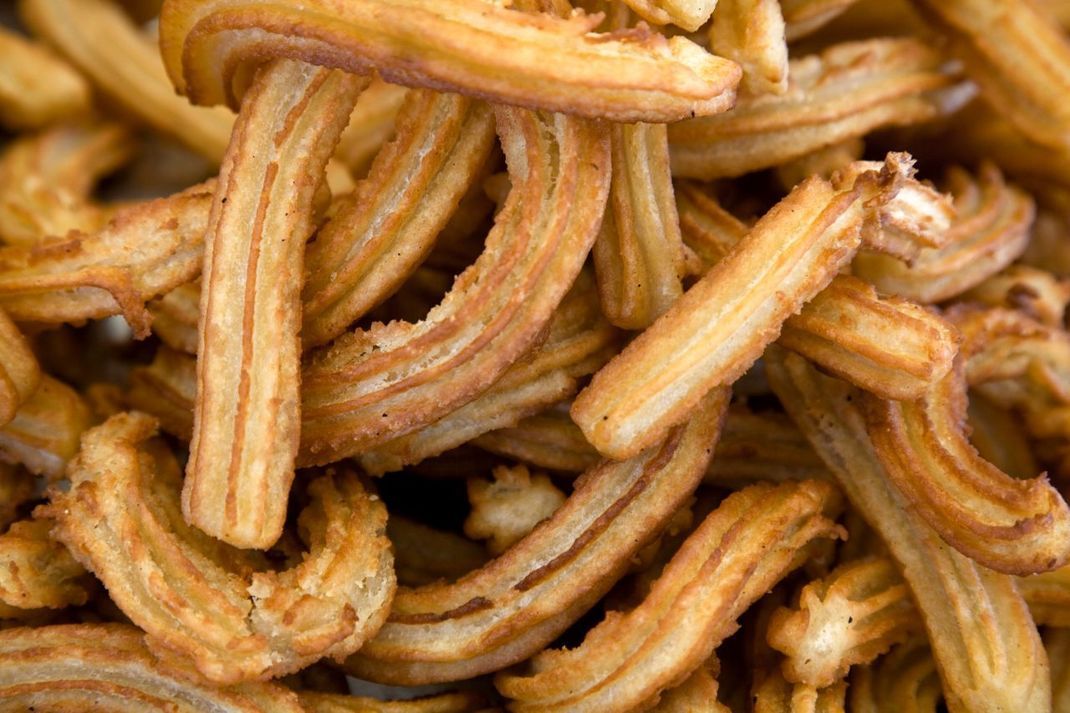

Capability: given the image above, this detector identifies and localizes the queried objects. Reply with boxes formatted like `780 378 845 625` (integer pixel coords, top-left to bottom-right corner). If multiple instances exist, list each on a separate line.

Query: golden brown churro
184 61 365 548
0 26 89 130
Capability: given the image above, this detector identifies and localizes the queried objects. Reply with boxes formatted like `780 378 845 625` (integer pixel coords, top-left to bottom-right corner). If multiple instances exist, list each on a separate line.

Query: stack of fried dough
1 0 1070 710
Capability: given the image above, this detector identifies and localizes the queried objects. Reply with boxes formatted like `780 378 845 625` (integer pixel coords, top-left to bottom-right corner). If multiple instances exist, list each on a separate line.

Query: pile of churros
2 0 1070 709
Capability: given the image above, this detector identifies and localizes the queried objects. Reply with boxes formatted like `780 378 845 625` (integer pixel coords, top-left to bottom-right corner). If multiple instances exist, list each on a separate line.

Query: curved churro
302 90 497 347
345 389 728 685
44 412 395 683
0 623 306 711
495 480 844 712
0 181 213 338
20 0 236 162
0 120 134 245
354 272 617 475
670 38 959 179
574 155 912 458
767 347 1051 712
0 26 89 130
300 107 610 464
861 357 1070 574
854 163 1034 303
159 0 741 121
184 60 365 548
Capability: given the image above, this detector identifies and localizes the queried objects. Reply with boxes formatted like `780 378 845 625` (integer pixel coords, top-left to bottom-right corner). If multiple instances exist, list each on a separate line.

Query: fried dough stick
185 61 365 548
495 480 844 712
574 155 928 459
0 26 89 130
767 347 1050 713
344 390 728 685
0 624 305 711
0 375 90 480
676 180 958 402
44 412 395 683
299 108 610 465
159 0 741 121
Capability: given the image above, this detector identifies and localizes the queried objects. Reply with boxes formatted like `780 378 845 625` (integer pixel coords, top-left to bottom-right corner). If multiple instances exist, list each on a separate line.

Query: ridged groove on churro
344 389 728 685
705 404 831 486
0 26 89 130
20 0 236 162
184 60 364 549
495 480 844 712
45 412 396 684
0 182 214 338
0 623 305 711
592 121 685 330
574 156 913 459
474 404 599 474
334 78 409 178
0 120 133 245
300 108 610 464
302 90 497 347
669 38 959 179
767 347 1051 713
854 164 1035 303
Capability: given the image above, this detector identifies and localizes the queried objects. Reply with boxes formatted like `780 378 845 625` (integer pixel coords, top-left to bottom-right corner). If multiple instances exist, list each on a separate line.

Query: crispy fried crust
767 347 1051 713
20 0 236 161
574 158 912 459
299 108 610 464
0 120 133 245
345 389 728 685
0 623 305 711
0 182 214 338
184 60 365 549
0 26 90 130
593 120 685 330
853 163 1035 303
302 90 497 347
44 412 396 683
0 309 39 428
669 38 958 179
494 480 844 712
300 690 490 713
159 0 741 121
